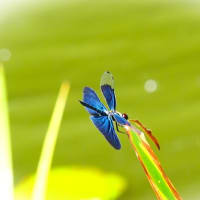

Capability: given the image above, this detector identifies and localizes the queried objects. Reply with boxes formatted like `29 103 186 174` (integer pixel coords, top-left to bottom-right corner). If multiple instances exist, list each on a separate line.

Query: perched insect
80 71 160 150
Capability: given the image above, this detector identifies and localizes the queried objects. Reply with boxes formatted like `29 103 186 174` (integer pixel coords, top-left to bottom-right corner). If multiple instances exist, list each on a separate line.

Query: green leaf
125 124 182 200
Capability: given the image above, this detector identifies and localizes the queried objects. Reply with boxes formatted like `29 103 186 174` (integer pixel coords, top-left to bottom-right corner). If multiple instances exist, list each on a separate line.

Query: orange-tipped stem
129 119 160 150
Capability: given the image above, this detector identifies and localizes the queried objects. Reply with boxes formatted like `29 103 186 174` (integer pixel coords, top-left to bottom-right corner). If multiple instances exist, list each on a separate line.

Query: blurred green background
1 0 200 199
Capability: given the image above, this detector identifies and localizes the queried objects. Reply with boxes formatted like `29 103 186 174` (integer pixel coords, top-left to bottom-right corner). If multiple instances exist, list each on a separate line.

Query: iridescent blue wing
81 87 107 116
90 115 121 149
100 71 116 111
113 113 131 126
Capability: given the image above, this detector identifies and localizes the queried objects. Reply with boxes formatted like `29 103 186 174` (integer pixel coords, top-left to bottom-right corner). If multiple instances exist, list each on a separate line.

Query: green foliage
1 0 200 198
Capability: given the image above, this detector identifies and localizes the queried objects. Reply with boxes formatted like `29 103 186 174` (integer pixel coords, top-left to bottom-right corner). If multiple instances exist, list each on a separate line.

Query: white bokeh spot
0 48 11 62
144 79 158 93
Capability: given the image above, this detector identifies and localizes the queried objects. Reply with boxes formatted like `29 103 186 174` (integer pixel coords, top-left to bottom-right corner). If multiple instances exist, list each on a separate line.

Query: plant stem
32 82 70 200
0 63 14 200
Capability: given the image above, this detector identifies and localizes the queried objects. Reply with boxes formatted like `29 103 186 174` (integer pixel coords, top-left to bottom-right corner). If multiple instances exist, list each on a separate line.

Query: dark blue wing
113 113 131 126
82 87 107 116
90 115 121 149
100 71 116 111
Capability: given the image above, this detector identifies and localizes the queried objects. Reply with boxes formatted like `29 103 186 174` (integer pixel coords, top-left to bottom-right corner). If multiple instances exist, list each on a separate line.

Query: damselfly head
122 113 128 120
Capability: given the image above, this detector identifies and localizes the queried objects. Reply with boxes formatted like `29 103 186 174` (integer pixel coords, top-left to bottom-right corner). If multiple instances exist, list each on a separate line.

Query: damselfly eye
122 113 128 120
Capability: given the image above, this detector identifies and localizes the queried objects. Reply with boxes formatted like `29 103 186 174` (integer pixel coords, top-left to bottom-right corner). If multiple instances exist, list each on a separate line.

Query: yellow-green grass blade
32 82 70 200
0 63 14 200
125 124 182 200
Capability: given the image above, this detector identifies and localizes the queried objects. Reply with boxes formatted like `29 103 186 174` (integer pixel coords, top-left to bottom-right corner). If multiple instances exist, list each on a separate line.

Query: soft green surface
1 0 200 199
15 167 126 200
